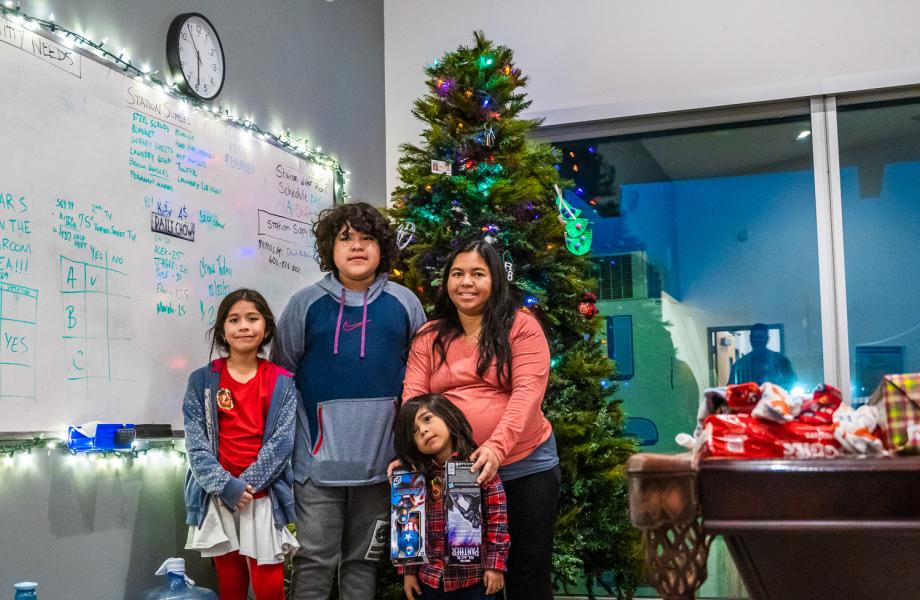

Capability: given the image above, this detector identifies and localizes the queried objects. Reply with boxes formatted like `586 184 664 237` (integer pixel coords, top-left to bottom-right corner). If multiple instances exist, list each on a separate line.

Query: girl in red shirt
183 289 299 600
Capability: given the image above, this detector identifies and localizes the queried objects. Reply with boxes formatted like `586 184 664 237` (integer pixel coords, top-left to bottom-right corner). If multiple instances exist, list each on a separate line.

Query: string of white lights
0 2 351 192
0 436 188 469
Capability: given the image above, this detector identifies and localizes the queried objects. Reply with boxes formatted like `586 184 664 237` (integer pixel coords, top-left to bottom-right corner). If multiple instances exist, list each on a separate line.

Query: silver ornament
396 222 416 250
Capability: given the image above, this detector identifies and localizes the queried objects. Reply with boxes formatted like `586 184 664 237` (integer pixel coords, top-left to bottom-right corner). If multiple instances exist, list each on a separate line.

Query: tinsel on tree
385 32 643 599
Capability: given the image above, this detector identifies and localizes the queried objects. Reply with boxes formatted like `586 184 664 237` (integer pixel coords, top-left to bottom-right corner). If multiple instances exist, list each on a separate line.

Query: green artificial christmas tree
385 32 643 599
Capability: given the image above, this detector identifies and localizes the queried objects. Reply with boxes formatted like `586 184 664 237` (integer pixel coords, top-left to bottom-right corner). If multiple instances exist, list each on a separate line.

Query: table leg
641 516 712 600
627 453 712 600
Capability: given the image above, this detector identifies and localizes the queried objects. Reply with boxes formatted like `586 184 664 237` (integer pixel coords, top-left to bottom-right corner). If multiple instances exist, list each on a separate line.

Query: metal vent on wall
590 254 634 300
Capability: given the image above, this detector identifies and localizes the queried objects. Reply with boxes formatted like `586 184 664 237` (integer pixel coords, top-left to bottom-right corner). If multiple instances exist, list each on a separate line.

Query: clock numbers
169 14 224 100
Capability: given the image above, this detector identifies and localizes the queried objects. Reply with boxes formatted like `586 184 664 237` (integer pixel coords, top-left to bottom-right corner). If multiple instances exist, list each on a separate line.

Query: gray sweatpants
290 479 389 600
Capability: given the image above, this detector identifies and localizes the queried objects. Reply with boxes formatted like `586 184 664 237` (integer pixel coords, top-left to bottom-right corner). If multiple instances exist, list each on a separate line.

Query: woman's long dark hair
427 240 519 387
394 394 478 477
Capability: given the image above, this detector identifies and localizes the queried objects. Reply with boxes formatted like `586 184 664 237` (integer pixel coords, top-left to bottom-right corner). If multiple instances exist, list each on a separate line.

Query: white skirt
186 496 300 565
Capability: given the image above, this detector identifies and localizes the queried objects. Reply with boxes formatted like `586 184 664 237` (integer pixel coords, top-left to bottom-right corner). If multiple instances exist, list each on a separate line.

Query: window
837 98 920 402
546 91 920 599
555 114 823 454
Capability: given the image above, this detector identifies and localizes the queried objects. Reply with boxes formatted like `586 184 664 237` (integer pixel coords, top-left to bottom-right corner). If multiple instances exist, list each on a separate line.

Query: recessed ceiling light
796 130 811 140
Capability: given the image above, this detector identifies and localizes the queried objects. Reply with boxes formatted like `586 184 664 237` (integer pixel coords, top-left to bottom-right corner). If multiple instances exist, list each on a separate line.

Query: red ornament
578 291 598 318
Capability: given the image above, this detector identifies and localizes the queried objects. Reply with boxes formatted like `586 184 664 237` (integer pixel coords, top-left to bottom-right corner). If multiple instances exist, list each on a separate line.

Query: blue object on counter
66 422 136 452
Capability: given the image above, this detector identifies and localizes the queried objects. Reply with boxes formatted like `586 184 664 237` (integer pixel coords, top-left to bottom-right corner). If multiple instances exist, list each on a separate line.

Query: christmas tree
386 32 643 599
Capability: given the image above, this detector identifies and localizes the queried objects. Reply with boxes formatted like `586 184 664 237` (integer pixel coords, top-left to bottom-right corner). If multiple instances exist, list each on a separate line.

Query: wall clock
166 13 225 101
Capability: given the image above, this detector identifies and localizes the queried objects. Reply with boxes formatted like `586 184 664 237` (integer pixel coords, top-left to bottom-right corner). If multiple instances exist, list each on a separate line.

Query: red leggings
213 552 285 600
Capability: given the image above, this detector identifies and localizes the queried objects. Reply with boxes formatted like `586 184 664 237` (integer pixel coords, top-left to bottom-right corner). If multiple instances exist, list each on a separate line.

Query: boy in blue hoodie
272 202 426 600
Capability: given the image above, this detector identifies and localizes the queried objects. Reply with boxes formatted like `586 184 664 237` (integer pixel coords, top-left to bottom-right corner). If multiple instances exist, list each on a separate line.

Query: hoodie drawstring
332 287 369 359
360 288 369 358
332 287 346 355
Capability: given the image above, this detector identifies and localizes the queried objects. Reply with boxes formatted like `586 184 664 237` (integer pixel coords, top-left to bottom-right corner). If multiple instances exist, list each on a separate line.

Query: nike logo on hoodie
342 319 371 333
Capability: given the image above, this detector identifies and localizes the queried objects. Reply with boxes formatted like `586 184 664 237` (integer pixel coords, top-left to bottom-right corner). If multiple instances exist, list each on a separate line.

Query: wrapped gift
868 373 920 454
702 414 841 459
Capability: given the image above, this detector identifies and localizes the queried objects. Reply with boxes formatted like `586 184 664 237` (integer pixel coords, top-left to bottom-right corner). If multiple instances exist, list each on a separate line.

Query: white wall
384 0 920 196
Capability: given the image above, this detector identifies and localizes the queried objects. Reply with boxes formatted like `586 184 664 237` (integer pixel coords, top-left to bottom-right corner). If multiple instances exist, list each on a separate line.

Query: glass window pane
554 115 823 455
837 98 920 402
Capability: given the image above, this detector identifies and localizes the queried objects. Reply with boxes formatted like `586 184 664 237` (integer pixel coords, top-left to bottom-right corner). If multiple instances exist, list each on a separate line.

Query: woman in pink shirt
403 240 560 600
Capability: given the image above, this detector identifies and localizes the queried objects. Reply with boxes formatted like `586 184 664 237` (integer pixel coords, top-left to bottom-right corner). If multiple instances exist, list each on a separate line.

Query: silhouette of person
728 323 796 390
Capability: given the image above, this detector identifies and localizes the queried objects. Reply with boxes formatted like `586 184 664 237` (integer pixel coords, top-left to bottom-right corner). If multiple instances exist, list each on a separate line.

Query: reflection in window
838 98 920 403
554 116 823 456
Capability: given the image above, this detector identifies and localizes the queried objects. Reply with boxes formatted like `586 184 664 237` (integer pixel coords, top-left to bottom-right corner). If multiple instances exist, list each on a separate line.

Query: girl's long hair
208 288 276 359
394 394 478 478
427 240 519 387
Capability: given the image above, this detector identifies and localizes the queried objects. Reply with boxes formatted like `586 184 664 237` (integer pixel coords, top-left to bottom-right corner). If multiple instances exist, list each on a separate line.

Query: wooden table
627 453 920 600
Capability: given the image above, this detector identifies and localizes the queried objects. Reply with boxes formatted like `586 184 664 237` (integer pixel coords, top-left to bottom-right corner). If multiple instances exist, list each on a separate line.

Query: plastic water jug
136 558 217 599
13 582 37 600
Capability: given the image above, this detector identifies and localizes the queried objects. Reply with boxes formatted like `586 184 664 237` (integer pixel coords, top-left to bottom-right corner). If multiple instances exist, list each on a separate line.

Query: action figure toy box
390 470 427 565
445 460 482 564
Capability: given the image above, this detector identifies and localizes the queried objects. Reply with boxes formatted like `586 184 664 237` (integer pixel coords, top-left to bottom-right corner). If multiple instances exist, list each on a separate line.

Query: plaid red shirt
397 462 510 592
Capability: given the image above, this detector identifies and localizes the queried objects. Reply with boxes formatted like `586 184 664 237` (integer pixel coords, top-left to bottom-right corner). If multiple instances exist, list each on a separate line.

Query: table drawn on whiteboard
0 283 38 399
60 255 133 383
0 188 35 399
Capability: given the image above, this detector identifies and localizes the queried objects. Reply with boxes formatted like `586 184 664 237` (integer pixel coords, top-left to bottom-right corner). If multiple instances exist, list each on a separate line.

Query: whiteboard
0 16 335 432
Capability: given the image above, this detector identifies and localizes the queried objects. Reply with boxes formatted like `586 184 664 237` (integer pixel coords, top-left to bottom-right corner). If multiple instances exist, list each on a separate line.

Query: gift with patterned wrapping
869 373 920 454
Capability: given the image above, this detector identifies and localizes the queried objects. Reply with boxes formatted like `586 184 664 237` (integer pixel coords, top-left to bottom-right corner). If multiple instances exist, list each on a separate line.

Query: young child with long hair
183 289 300 600
394 393 510 600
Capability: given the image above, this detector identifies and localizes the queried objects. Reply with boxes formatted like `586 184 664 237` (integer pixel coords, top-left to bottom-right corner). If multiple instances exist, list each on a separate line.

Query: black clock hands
187 23 202 87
